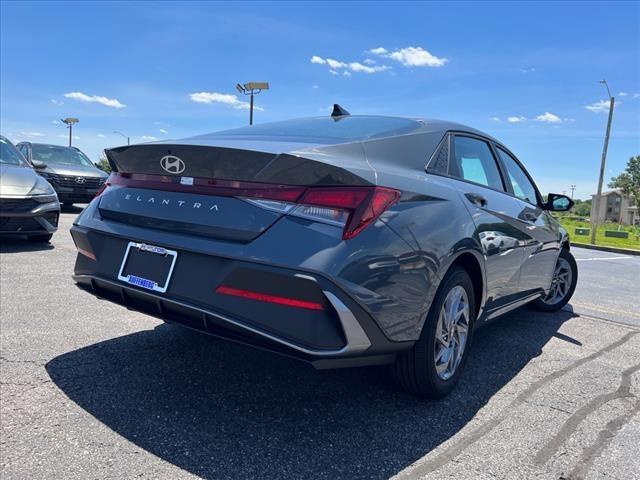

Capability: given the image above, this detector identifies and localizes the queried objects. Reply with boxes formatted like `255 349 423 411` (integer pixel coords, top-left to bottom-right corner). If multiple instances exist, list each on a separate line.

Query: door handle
465 193 488 207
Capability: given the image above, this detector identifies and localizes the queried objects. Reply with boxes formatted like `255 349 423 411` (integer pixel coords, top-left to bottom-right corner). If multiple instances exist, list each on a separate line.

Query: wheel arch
441 246 486 320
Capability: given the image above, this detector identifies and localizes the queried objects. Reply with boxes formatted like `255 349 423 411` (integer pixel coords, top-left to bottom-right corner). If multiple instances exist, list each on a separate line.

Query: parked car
71 110 578 398
17 142 108 205
0 136 60 242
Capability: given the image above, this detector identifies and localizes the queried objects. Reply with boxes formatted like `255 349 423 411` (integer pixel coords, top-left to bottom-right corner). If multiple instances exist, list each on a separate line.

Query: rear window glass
209 116 422 143
31 144 93 167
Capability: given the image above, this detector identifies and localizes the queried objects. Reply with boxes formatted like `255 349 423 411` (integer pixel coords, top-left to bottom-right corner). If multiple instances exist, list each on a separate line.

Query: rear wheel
531 248 577 312
393 266 476 398
28 233 53 243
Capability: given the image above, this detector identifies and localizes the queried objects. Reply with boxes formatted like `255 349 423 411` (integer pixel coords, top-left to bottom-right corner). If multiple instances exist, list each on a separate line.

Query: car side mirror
31 159 47 169
544 193 573 212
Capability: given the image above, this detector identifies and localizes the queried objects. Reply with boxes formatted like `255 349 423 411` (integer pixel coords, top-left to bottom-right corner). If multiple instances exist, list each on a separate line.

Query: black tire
28 233 53 243
393 266 476 398
531 248 578 312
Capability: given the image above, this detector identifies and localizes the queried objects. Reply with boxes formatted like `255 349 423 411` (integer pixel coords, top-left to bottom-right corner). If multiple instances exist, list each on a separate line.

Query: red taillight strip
215 285 324 311
76 247 96 261
106 172 401 239
107 172 305 202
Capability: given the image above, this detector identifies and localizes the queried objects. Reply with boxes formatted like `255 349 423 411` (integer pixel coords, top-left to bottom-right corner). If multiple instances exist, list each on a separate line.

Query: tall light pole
236 82 269 125
570 185 576 200
590 80 615 245
61 117 79 147
113 130 130 145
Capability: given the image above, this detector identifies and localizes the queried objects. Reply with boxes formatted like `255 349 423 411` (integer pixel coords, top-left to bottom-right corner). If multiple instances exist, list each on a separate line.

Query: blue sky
1 1 639 199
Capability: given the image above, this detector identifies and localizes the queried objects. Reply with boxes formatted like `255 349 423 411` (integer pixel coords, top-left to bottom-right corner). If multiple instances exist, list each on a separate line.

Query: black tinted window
496 147 538 204
428 134 449 174
451 136 503 190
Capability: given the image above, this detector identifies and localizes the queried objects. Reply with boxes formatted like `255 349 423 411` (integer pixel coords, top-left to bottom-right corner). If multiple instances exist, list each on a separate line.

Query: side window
427 134 449 174
451 136 504 190
496 147 539 205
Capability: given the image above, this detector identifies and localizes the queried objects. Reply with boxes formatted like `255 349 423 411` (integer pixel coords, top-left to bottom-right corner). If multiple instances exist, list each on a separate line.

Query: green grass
556 217 640 251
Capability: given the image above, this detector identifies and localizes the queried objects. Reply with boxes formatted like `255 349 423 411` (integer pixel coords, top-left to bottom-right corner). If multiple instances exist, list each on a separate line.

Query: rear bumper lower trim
72 274 371 357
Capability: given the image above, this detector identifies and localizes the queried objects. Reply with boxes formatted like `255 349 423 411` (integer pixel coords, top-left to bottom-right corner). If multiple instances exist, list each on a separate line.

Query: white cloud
634 93 640 98
535 112 562 123
58 134 79 139
311 55 390 74
64 91 126 108
51 98 63 106
312 84 319 89
23 131 45 137
618 92 628 97
585 99 615 113
159 128 168 134
349 61 389 73
97 134 106 138
491 117 501 122
141 135 158 141
371 46 447 67
189 91 263 111
51 120 59 125
363 58 376 65
519 67 536 73
507 116 526 123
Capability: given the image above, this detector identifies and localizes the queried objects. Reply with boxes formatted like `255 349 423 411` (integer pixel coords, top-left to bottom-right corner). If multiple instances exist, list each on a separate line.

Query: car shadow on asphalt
46 309 577 480
0 237 55 253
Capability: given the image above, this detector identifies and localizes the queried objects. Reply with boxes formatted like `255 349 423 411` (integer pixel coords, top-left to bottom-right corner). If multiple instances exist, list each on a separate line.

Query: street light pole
236 82 269 125
590 80 615 245
113 131 130 145
249 92 254 126
61 118 79 147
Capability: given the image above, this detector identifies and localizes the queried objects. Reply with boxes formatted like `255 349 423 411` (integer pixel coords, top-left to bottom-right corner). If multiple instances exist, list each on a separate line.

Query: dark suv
17 142 108 205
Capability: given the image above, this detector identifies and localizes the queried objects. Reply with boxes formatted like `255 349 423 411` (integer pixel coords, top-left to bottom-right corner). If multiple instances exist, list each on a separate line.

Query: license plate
117 242 178 293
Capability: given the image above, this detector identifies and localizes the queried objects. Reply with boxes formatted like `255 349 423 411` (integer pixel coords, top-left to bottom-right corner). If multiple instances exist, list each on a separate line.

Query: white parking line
575 256 633 261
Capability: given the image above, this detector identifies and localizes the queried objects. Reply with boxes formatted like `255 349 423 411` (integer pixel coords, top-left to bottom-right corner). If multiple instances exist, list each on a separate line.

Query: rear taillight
106 173 400 239
296 187 400 239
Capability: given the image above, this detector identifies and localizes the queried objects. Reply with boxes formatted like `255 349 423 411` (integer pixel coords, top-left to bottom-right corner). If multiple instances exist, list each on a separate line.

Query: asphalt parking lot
1 208 639 480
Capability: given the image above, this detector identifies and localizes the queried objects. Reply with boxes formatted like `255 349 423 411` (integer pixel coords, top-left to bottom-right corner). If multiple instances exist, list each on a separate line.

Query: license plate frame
117 242 178 293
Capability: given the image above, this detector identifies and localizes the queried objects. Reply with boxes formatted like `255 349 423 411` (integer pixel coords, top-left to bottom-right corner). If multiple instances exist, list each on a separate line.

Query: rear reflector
215 285 324 311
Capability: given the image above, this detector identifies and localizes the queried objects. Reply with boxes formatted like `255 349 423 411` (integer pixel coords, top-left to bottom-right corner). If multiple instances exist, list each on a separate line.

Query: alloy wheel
434 285 469 380
541 257 572 305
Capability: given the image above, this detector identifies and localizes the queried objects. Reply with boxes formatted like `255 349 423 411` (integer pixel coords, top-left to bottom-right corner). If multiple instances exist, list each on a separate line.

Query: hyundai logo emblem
160 155 185 174
75 177 86 184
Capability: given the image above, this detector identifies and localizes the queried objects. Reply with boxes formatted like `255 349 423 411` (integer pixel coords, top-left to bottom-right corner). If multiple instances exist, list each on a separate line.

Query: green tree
572 199 591 217
95 150 112 174
608 155 640 206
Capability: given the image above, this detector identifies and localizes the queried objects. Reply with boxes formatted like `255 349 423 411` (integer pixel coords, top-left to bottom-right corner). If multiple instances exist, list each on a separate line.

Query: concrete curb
572 242 640 256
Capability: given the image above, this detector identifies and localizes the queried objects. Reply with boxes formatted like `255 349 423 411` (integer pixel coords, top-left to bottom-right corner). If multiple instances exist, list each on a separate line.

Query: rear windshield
210 116 422 143
32 144 93 167
0 137 26 166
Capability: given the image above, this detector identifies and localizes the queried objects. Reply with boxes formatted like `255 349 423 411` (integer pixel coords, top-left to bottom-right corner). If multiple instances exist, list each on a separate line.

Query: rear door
447 134 527 307
493 146 560 296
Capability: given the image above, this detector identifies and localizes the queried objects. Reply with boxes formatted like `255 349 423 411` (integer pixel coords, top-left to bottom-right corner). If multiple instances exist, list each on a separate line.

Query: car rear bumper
71 225 413 368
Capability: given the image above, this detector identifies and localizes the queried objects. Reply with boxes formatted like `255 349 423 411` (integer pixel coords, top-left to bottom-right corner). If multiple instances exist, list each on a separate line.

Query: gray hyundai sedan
72 110 578 398
0 136 60 242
